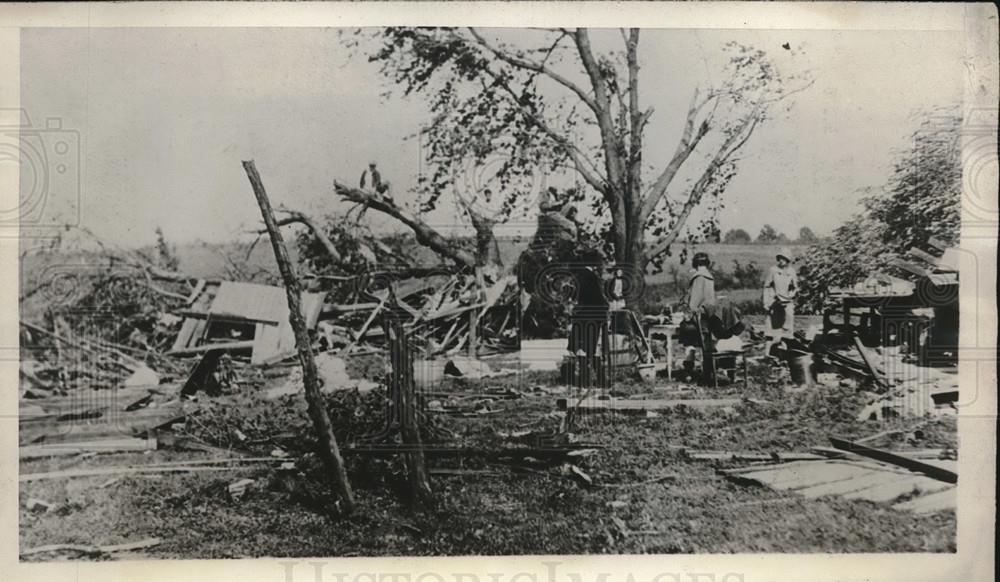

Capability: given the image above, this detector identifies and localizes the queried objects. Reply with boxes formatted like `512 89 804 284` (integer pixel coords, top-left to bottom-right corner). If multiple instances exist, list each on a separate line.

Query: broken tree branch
271 206 343 264
334 181 476 268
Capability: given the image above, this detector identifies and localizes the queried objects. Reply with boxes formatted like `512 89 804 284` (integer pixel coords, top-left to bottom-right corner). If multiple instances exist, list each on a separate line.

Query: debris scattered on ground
18 237 963 557
228 478 257 501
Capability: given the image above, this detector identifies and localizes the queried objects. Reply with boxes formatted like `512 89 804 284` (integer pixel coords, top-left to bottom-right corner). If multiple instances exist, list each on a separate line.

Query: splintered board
725 459 956 514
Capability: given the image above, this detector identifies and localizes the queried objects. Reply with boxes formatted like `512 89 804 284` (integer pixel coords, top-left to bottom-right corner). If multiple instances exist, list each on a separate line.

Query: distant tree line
720 225 820 244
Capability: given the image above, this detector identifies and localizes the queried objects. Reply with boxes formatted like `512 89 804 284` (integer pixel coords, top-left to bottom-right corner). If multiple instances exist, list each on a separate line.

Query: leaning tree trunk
243 160 356 514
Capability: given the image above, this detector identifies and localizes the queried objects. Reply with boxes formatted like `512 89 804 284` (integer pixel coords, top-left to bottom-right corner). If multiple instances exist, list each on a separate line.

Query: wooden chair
697 315 749 389
709 346 749 390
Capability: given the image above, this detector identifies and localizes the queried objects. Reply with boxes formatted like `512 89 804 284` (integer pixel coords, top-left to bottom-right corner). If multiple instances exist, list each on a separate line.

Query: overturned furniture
168 280 326 364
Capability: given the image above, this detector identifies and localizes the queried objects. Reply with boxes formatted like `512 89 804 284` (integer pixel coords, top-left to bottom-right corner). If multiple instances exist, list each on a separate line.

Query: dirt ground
19 354 958 559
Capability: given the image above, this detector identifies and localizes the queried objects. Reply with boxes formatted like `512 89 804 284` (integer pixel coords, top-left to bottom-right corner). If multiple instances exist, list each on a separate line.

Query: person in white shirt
763 248 798 355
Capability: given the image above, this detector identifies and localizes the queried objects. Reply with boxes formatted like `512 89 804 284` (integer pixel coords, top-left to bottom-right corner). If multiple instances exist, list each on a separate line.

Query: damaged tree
243 160 357 514
358 28 811 281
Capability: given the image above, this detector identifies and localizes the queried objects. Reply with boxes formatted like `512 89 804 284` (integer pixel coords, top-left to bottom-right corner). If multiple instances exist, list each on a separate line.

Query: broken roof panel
208 281 325 327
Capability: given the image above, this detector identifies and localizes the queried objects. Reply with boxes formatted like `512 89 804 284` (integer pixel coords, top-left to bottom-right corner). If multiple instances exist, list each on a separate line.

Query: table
647 324 680 380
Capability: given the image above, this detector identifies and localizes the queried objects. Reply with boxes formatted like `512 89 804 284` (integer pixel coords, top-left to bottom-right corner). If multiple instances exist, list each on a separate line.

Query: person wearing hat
763 247 798 355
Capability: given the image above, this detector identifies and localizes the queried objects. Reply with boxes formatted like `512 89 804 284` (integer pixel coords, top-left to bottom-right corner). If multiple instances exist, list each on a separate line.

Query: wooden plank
20 437 157 459
841 474 952 503
171 318 200 351
20 386 160 414
342 296 387 355
21 465 249 482
325 302 380 313
734 461 876 491
559 397 742 412
892 487 957 514
719 459 821 475
175 310 272 324
686 451 827 462
20 405 186 444
184 278 207 305
830 437 958 483
796 469 915 499
813 446 952 461
167 340 254 356
852 336 890 389
252 323 283 365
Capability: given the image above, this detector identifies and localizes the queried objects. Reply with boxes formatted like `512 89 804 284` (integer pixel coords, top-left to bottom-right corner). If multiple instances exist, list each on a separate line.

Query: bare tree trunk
243 160 356 514
384 294 434 506
623 216 647 309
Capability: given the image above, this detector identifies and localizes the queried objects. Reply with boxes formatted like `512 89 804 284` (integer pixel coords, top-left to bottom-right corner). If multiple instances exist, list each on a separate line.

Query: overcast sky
20 26 963 248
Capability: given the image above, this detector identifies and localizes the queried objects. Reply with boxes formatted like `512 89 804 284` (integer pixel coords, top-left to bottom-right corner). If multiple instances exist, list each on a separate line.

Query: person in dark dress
566 247 610 387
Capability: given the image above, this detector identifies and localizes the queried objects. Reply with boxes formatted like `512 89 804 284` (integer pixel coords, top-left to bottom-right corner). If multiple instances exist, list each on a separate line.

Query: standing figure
681 252 717 382
566 246 610 387
763 247 798 355
359 162 390 196
687 252 716 314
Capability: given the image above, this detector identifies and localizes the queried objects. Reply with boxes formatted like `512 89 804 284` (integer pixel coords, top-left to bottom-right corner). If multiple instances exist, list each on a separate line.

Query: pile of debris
317 271 520 358
162 270 520 366
20 320 171 398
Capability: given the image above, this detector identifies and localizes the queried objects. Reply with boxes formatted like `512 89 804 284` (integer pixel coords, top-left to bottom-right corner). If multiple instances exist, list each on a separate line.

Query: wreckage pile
162 271 520 365
318 271 520 358
17 265 524 459
20 320 179 398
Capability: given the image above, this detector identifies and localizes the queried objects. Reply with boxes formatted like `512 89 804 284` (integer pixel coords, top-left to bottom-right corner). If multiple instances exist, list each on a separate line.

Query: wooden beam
829 437 957 484
557 397 743 413
325 302 381 313
852 335 890 390
166 340 254 356
342 296 387 355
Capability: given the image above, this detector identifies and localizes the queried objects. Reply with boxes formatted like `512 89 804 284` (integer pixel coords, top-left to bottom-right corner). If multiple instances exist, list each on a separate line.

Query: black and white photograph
1 3 996 580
